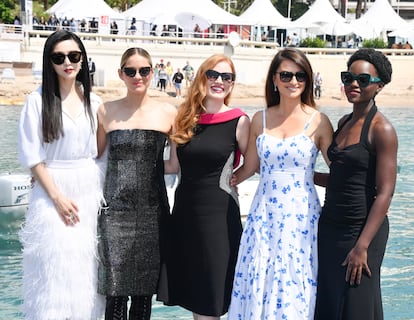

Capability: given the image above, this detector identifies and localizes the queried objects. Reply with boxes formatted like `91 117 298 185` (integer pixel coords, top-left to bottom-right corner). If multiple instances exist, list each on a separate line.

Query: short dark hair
347 48 392 84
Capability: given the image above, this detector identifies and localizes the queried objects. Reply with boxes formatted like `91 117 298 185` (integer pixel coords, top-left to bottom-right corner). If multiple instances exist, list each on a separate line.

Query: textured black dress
158 109 246 316
315 105 389 320
98 129 170 296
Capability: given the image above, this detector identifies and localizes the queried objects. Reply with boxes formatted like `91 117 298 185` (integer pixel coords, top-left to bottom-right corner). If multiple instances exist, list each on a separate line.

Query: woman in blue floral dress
228 48 333 319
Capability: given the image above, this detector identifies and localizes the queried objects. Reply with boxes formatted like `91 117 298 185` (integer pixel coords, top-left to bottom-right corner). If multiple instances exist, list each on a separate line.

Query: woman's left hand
342 246 371 285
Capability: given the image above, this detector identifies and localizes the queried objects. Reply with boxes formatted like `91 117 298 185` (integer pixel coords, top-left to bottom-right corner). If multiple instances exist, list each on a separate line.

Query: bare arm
343 118 398 285
314 112 333 187
96 104 107 158
236 115 250 155
233 111 262 184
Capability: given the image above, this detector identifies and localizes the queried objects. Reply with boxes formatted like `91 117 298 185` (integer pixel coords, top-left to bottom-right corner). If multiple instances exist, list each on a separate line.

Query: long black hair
41 30 93 143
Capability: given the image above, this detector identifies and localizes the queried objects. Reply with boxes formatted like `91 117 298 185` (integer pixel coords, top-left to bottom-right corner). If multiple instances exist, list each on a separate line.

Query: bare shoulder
372 111 397 141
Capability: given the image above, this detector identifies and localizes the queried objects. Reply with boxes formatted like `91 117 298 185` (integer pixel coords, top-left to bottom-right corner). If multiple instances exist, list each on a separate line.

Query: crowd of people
18 29 398 320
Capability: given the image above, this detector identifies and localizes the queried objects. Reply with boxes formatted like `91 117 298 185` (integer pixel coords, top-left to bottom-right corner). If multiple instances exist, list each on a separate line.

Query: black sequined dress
98 129 170 296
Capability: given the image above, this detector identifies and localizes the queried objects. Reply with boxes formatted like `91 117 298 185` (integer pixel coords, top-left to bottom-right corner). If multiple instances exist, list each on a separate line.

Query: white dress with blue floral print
228 111 321 320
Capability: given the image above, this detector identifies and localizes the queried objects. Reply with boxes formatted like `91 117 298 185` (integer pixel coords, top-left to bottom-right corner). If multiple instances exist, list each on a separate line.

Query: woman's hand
52 194 80 226
342 246 371 285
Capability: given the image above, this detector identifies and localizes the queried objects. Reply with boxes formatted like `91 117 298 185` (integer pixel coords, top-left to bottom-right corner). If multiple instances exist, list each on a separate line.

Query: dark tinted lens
295 72 307 82
67 51 82 63
357 74 371 87
220 72 235 82
50 53 66 65
279 71 294 82
341 72 353 85
206 70 220 80
138 67 151 77
123 67 137 77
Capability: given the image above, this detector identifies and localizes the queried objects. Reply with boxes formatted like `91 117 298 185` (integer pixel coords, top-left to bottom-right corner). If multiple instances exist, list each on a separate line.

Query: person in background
172 67 184 99
96 47 176 319
182 60 194 88
228 47 333 319
314 48 398 320
314 71 322 99
18 29 104 319
88 57 96 86
158 54 250 320
158 64 168 92
110 21 118 41
166 61 174 89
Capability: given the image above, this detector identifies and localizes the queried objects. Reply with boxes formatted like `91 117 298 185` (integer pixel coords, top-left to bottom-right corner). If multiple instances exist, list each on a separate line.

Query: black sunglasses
340 71 382 88
50 51 82 65
206 69 235 83
122 66 152 78
276 71 307 83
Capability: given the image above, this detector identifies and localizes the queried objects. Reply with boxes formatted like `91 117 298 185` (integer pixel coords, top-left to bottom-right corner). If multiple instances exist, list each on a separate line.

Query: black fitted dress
98 129 170 296
158 109 246 316
315 105 389 320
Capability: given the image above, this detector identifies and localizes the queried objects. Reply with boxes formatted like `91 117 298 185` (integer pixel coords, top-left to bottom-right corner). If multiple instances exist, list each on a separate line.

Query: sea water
0 104 413 319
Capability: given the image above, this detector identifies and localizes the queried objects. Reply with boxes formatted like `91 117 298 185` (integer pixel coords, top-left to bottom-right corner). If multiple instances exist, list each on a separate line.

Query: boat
0 173 31 222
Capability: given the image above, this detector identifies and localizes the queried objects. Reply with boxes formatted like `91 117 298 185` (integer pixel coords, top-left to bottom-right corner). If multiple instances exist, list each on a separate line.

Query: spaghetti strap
303 112 317 132
262 109 267 134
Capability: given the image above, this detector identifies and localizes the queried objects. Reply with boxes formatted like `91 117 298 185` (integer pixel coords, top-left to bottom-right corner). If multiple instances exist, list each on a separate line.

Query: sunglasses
206 69 235 83
276 71 307 83
50 51 82 65
122 66 152 78
340 71 382 88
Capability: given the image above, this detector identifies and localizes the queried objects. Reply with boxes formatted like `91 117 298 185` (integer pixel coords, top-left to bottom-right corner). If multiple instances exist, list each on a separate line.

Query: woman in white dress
18 30 104 319
228 48 333 319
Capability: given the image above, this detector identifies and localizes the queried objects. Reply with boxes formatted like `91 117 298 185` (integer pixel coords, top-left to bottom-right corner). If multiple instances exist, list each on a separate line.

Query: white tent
350 0 412 39
46 0 124 20
291 0 347 33
123 0 246 26
240 0 291 27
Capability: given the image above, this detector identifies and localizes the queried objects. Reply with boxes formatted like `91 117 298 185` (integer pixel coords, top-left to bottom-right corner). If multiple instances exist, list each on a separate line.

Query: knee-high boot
105 296 128 320
129 295 152 320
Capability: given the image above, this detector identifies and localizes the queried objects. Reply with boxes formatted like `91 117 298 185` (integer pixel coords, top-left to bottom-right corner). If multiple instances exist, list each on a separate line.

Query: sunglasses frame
276 71 308 83
50 51 82 65
340 71 382 88
205 69 235 83
122 66 152 78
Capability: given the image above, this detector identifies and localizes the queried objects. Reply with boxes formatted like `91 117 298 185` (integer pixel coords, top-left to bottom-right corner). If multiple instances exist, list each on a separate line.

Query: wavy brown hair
171 54 236 145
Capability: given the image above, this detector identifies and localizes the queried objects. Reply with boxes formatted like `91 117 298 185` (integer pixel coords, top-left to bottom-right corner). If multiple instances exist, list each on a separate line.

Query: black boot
105 296 128 320
129 295 152 320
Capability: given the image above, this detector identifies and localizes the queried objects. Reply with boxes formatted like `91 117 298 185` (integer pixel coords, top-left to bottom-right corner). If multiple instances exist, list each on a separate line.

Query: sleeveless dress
315 105 389 320
97 129 170 296
158 108 246 316
228 110 321 320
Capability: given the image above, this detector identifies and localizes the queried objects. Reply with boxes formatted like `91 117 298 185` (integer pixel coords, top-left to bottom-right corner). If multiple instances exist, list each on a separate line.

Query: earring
274 84 278 92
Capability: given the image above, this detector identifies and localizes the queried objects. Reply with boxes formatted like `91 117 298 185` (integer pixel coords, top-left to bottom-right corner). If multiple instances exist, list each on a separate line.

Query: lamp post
288 0 292 19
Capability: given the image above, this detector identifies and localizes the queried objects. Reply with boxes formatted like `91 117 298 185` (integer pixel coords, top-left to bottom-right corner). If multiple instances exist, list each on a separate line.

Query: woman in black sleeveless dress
96 48 177 319
315 49 398 320
157 54 250 319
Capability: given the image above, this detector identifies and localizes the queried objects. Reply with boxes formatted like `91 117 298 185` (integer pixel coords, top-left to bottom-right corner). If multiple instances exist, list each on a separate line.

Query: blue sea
0 104 413 319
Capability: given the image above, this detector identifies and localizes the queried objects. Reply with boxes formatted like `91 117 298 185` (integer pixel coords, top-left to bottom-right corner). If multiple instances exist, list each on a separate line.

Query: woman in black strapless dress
96 47 177 319
315 49 398 320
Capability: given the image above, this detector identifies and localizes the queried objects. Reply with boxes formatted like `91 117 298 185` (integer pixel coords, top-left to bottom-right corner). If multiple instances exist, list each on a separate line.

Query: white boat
0 173 31 220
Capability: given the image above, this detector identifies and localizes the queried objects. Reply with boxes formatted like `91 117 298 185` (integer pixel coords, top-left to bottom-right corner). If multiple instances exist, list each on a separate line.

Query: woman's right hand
52 194 80 226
